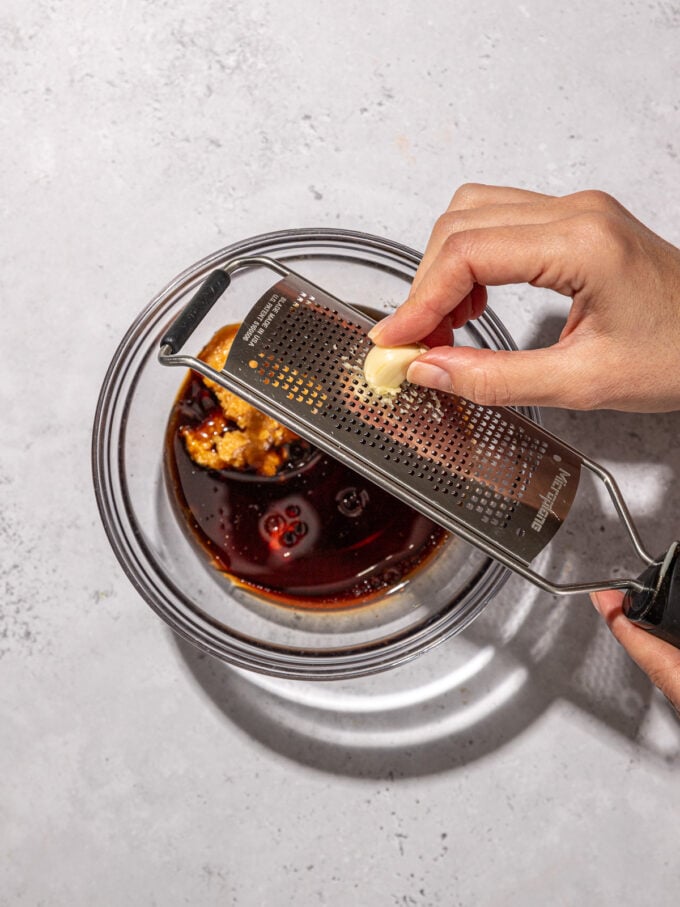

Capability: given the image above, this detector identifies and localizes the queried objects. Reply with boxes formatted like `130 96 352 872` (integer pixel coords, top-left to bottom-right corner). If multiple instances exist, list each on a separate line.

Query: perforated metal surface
223 271 582 565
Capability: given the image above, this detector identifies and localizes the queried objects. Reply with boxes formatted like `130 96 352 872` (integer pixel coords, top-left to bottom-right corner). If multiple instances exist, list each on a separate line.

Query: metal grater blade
220 269 583 567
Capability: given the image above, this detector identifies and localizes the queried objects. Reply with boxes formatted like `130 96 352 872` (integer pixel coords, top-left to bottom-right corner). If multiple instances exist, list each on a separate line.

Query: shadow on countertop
174 318 680 778
174 575 680 779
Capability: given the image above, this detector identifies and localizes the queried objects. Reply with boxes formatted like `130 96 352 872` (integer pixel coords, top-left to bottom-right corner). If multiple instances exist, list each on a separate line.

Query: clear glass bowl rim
92 227 540 680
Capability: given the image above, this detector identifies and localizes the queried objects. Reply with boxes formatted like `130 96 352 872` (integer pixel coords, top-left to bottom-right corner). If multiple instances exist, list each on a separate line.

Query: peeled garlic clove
363 343 428 396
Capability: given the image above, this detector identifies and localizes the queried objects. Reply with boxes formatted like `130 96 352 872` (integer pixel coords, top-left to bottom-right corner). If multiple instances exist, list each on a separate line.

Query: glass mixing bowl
92 229 539 680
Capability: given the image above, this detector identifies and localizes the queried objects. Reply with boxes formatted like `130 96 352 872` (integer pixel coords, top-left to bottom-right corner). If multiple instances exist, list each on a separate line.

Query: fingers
411 186 560 295
407 184 629 313
415 285 488 347
405 343 595 409
591 591 680 712
370 217 590 347
420 314 454 349
447 183 557 208
366 185 670 411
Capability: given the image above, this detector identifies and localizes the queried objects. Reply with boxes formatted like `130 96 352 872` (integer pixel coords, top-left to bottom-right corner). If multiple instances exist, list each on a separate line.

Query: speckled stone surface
2 2 680 905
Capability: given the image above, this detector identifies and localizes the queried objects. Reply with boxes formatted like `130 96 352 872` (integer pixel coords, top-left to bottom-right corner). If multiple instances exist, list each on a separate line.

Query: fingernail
367 313 395 342
590 592 604 615
407 361 453 393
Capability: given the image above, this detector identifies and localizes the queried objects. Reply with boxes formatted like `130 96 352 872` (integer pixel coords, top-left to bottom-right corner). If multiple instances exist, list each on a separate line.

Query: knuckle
433 212 450 234
433 211 460 238
441 230 467 258
449 182 487 211
571 189 622 213
579 208 616 239
573 210 631 263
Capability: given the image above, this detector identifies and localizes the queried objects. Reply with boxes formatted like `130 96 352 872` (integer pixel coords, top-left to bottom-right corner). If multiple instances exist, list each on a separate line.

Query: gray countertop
2 2 680 904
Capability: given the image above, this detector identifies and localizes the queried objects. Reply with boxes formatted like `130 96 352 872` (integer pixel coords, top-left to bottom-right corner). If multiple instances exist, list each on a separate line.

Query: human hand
368 184 680 411
591 590 680 714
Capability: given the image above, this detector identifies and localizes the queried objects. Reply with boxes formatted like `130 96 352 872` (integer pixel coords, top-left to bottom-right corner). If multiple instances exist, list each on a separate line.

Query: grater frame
159 255 656 599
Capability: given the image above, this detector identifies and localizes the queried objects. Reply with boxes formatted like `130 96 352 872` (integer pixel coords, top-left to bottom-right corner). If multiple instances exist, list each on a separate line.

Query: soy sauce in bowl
165 325 447 609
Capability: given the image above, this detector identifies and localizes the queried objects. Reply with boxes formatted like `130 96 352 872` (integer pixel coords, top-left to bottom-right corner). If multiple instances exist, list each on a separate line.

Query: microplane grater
159 255 680 648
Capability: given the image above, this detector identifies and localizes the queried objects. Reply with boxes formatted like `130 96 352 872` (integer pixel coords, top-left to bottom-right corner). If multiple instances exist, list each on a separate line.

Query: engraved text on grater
243 293 286 347
531 466 571 533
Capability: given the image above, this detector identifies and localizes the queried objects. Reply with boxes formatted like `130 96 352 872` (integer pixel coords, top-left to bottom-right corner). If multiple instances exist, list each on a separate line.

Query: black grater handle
160 269 231 354
623 542 680 648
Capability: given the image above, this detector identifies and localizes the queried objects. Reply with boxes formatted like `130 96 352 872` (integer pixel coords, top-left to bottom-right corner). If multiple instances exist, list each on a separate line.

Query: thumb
406 344 586 409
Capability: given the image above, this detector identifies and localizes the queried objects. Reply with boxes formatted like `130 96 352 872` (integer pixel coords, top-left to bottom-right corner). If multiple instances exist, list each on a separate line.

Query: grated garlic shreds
341 355 445 423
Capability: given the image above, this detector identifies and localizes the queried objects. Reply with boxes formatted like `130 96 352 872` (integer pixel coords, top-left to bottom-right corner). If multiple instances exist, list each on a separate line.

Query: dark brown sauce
165 369 447 609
